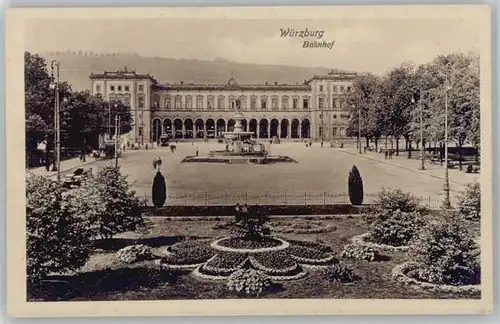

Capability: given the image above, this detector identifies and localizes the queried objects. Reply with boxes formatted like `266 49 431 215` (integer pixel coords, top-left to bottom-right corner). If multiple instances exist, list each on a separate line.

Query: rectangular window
293 99 298 109
138 85 144 92
124 96 131 106
251 98 256 109
239 98 246 110
319 85 324 92
96 85 101 93
175 98 181 109
197 98 203 110
347 86 352 92
303 98 309 109
125 85 130 92
333 127 338 137
318 98 324 109
332 86 337 93
208 98 214 110
185 97 192 109
272 99 278 110
138 95 144 108
118 85 122 91
165 97 171 109
332 97 337 108
230 99 236 110
282 98 288 110
340 86 345 92
261 99 267 109
138 127 143 137
110 85 115 91
218 97 225 109
340 99 345 108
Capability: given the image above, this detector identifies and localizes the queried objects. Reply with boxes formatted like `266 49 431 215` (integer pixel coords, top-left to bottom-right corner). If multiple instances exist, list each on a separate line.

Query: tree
25 52 72 166
346 73 384 149
348 165 364 205
152 171 167 208
26 175 93 282
106 99 133 136
381 63 417 155
85 165 145 240
60 91 107 152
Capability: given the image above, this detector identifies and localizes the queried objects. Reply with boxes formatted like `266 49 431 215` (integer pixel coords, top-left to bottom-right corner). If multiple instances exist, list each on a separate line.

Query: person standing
157 157 162 170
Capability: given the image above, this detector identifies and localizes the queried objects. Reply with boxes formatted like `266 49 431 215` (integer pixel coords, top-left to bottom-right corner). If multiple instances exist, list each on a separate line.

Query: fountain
181 100 297 164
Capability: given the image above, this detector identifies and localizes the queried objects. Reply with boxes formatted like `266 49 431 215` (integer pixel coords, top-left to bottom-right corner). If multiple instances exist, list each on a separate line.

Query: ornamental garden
26 163 481 301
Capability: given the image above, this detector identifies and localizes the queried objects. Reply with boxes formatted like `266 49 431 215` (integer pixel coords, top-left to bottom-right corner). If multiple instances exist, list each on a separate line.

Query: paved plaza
29 141 478 207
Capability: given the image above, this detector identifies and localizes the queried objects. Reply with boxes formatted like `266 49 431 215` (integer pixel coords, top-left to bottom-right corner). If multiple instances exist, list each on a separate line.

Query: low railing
142 191 446 210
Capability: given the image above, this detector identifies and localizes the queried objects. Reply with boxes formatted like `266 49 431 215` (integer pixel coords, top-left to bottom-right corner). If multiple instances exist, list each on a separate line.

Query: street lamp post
354 104 362 154
49 60 61 182
412 91 426 170
443 78 451 209
114 115 119 168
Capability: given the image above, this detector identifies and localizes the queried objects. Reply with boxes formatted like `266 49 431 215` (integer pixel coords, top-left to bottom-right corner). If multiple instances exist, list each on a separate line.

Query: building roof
304 70 358 84
89 67 158 84
153 76 311 92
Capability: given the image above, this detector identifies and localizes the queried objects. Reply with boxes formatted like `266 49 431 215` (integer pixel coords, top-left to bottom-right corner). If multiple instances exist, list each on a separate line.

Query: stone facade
89 68 356 143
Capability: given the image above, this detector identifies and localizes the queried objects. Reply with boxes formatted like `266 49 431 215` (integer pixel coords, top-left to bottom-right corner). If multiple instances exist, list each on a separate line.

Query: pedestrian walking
157 157 162 170
196 146 199 156
384 150 388 159
153 157 157 170
389 150 393 159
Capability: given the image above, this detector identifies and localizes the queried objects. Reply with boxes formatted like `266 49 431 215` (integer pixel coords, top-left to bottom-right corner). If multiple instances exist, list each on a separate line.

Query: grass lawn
28 216 481 301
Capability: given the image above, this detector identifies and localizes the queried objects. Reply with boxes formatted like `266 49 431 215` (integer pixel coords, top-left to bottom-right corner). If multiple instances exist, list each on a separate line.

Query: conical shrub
152 171 166 208
348 165 364 205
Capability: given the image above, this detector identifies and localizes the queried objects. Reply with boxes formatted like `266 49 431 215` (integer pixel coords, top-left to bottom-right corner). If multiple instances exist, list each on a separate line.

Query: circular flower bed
351 233 409 252
163 236 337 281
161 239 216 269
211 237 289 253
392 262 481 294
271 220 335 234
217 237 283 250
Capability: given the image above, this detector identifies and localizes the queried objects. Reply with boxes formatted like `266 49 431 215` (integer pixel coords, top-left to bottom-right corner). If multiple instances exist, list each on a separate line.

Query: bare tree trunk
396 137 400 156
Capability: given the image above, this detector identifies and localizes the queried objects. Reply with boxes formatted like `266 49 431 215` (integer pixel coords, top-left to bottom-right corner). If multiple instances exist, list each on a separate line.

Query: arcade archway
301 119 310 138
259 119 269 138
173 118 183 139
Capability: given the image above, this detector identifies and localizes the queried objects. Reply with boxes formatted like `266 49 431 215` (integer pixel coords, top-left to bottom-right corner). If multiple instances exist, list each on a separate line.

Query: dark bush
369 209 423 246
348 165 364 205
26 175 93 283
152 171 167 208
322 261 358 283
457 182 480 221
409 212 480 285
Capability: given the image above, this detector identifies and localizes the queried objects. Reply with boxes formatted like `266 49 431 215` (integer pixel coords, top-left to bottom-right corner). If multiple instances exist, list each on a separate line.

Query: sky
25 17 480 75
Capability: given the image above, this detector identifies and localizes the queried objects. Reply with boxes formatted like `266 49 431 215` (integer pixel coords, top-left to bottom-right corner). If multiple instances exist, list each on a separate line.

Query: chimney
274 81 278 85
180 81 184 85
265 81 268 85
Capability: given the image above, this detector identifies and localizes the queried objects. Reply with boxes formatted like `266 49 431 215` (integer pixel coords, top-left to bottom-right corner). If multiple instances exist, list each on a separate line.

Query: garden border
351 233 409 252
391 262 481 294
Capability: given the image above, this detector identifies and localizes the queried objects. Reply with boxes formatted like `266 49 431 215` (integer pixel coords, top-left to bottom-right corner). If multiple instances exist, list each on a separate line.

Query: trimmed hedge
145 204 371 217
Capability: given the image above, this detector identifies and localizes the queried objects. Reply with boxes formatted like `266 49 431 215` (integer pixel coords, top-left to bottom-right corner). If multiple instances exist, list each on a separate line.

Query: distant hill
39 51 340 91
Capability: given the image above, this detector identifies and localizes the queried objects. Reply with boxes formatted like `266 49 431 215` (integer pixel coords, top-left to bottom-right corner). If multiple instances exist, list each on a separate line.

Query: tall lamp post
49 60 61 182
353 104 362 154
441 64 453 209
411 90 426 170
114 114 119 168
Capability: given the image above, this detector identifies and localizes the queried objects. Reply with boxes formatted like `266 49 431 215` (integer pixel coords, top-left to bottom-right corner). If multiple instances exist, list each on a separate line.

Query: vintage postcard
6 5 493 317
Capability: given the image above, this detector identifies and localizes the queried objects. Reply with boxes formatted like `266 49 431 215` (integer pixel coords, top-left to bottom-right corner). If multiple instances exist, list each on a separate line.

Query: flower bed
161 241 215 266
287 239 333 253
211 237 289 253
392 262 481 295
271 220 336 234
200 254 249 276
218 237 282 250
252 250 297 269
351 233 409 252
